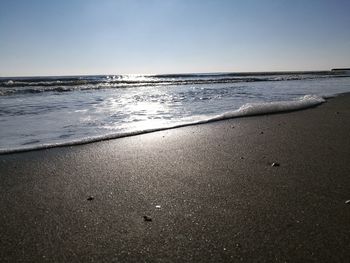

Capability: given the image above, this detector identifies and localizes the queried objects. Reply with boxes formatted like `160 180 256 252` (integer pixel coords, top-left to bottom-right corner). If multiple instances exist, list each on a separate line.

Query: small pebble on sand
87 196 94 201
345 200 350 204
143 216 152 222
271 162 280 167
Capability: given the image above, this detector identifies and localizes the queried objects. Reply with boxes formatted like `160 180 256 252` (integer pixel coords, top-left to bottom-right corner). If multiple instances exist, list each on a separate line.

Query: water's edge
0 94 328 155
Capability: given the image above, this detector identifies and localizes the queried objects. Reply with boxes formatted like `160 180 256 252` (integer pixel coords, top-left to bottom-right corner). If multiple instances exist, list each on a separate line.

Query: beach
0 93 349 262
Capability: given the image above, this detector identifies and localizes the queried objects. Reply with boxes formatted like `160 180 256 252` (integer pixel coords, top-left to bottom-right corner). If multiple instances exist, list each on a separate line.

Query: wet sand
0 94 350 262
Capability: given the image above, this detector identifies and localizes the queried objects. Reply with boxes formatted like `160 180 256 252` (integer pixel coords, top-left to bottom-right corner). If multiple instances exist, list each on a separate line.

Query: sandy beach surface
1 94 349 262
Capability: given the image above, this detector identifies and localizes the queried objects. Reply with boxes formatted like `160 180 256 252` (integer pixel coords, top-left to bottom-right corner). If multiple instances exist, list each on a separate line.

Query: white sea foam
0 94 326 154
210 94 325 120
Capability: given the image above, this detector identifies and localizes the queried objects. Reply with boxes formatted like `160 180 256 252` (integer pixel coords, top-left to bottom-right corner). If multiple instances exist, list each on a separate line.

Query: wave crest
1 72 347 96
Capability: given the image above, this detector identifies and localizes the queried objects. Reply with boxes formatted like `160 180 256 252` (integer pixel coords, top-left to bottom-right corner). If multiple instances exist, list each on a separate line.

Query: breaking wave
1 71 348 96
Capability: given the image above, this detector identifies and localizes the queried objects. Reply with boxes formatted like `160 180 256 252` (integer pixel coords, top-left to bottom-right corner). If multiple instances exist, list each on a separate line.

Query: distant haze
1 0 350 77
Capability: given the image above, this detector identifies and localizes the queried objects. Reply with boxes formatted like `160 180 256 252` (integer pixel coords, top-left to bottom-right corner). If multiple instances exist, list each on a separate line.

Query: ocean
1 71 350 154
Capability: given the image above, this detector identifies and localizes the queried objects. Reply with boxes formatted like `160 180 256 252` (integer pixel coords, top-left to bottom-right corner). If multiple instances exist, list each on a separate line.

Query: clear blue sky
1 0 350 76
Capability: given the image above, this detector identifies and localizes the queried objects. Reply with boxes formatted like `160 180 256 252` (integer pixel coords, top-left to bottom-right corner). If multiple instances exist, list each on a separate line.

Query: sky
0 0 350 76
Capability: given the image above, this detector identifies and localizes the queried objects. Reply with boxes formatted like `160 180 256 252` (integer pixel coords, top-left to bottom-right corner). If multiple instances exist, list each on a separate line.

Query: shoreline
0 93 349 261
0 92 338 155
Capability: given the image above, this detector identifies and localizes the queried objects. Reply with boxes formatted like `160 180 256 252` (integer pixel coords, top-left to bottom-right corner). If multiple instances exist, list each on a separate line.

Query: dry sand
0 93 349 262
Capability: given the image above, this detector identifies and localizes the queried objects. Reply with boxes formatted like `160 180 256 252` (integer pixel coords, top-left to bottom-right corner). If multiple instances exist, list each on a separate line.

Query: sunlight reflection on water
1 76 350 151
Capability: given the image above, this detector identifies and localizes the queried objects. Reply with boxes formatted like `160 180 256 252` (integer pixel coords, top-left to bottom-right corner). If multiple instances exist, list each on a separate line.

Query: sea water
1 71 350 153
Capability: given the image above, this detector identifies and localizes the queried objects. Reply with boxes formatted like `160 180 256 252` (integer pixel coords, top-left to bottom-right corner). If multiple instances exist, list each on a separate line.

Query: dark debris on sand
271 162 280 167
143 216 153 222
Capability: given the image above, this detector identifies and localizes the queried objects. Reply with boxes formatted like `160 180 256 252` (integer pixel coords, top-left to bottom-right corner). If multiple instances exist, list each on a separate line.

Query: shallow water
1 72 350 153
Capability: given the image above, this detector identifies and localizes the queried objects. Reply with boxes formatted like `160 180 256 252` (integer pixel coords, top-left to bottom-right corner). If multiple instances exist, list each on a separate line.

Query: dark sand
1 94 350 262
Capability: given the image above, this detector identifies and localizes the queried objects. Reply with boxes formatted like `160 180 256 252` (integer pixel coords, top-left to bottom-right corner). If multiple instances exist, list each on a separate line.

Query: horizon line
0 68 343 79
